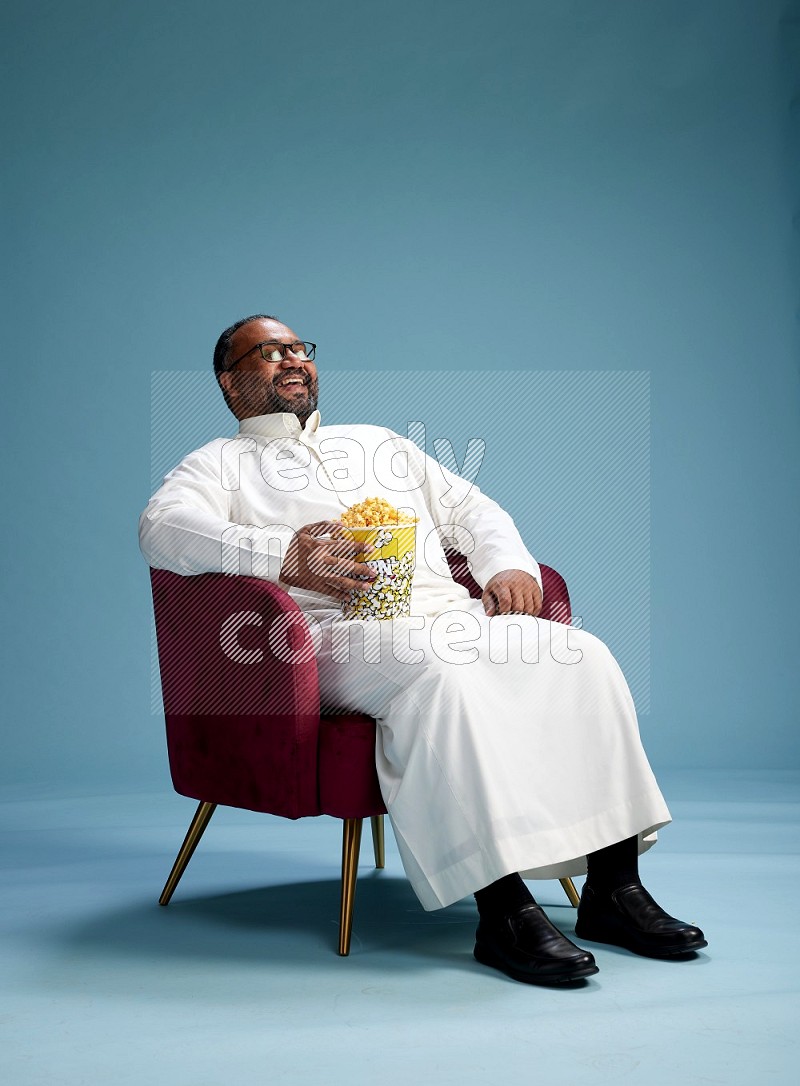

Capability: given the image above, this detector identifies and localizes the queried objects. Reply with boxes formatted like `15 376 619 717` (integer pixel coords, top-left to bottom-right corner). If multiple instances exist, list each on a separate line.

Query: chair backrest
445 553 572 624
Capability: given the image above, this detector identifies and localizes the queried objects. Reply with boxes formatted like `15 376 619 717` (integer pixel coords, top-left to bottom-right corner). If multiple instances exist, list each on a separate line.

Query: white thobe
140 409 671 910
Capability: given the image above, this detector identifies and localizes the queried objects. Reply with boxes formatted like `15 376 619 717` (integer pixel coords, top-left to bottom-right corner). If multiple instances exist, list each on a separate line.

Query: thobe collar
238 410 321 443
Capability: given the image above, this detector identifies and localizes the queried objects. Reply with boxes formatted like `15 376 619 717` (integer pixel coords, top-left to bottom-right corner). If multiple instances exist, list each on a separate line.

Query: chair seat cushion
166 712 321 818
318 714 387 818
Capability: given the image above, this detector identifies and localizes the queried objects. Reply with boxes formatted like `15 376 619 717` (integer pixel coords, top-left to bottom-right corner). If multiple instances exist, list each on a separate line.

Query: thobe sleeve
384 431 542 593
138 446 295 582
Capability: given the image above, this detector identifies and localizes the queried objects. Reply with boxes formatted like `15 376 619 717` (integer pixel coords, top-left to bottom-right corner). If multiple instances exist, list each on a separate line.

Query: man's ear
218 370 238 400
217 371 240 416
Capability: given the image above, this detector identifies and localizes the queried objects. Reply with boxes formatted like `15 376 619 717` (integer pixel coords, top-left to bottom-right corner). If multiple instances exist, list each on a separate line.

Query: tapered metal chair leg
338 818 364 956
560 876 580 908
159 801 217 906
370 814 385 869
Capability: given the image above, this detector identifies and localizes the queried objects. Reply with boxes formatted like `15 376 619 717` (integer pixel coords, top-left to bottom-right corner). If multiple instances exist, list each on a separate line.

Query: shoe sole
575 927 708 960
474 941 600 985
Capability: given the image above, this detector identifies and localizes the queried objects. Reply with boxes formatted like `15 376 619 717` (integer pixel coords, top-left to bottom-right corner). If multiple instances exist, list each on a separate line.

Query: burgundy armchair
150 556 579 955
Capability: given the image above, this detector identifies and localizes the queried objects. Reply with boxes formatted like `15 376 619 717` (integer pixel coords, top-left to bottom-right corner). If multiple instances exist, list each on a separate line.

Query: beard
238 371 320 425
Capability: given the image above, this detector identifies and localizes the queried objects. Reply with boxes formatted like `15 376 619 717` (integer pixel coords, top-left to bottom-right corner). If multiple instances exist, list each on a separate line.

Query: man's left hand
482 569 543 617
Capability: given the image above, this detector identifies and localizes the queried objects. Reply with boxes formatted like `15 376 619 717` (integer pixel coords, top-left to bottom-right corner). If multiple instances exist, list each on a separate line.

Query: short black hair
213 314 281 378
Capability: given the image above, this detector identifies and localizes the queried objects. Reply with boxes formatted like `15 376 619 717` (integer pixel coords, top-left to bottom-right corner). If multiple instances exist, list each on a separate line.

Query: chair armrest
539 564 572 625
150 570 322 817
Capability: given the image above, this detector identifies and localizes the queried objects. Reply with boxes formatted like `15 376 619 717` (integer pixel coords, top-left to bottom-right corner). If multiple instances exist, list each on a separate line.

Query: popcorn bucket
341 524 417 619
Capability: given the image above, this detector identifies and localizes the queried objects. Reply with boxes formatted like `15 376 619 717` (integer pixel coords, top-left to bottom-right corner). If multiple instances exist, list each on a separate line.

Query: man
139 313 707 985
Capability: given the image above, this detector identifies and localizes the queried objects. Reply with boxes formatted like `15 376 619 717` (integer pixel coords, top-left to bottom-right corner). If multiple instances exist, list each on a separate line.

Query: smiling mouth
275 377 307 390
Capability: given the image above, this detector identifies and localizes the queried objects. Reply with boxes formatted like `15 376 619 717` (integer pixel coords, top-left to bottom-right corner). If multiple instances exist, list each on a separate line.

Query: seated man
139 313 707 985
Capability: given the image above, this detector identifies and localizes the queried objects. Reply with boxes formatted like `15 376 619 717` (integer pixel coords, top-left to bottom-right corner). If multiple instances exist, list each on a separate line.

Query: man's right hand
279 521 377 601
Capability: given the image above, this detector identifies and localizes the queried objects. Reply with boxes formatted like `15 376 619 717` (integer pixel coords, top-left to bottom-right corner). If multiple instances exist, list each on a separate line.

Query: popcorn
338 498 417 619
338 497 419 528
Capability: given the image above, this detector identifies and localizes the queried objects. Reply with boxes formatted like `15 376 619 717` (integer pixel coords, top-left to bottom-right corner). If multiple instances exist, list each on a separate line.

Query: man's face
219 318 319 423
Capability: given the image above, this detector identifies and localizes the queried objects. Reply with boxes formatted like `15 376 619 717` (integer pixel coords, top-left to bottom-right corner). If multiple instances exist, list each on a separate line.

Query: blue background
2 0 798 786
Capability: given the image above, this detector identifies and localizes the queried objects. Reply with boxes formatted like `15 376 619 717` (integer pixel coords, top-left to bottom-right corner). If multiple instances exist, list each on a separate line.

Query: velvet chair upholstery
150 556 579 955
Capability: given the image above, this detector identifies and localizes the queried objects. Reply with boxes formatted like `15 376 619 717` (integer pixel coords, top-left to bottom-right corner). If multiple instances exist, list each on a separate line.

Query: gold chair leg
338 817 363 956
560 876 580 908
159 801 217 906
370 814 385 869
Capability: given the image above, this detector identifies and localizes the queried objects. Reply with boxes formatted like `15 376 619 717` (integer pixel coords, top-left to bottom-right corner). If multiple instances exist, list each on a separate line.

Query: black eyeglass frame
225 340 317 372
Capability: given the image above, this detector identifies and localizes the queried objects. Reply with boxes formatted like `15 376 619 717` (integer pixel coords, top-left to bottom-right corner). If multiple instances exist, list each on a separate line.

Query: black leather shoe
474 903 599 985
575 883 708 959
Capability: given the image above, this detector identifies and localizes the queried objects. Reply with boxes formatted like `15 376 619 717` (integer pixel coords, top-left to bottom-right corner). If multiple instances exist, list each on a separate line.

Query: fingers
306 533 375 563
492 582 514 615
303 520 349 538
315 538 375 559
308 549 376 579
483 575 541 616
347 563 376 584
303 521 378 552
521 580 535 616
510 583 527 615
483 584 519 615
305 546 378 603
325 573 375 593
315 562 375 597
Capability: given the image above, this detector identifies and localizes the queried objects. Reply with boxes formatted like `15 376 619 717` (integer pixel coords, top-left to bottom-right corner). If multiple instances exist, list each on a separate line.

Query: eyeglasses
226 340 317 371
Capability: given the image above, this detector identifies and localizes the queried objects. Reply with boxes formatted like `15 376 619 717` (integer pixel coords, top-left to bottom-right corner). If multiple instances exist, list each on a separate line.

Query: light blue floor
1 770 798 1085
